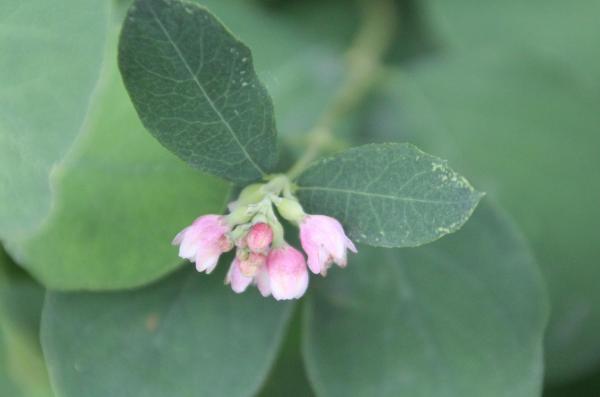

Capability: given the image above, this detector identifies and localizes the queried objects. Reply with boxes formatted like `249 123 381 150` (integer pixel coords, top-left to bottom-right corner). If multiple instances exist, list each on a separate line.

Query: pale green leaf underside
0 0 108 243
297 143 483 247
13 26 229 290
118 0 278 182
41 267 293 397
303 203 549 397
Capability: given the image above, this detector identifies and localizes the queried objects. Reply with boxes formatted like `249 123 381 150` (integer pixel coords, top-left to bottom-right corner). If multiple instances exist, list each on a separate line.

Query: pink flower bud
172 215 232 274
266 245 309 300
225 258 253 293
245 223 273 253
300 215 357 275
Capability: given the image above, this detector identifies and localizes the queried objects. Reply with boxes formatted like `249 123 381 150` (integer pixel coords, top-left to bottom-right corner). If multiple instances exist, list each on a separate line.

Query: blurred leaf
0 0 109 242
258 306 315 397
254 0 357 50
386 0 437 62
41 266 293 397
365 47 600 382
303 202 548 397
258 0 436 63
297 143 483 247
422 0 600 85
0 249 53 397
192 0 345 70
266 48 345 140
119 0 278 182
11 26 229 290
408 2 600 381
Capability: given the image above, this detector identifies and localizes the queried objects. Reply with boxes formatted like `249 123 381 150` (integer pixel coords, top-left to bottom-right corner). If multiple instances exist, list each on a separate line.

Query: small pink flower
300 215 357 275
266 245 309 300
172 215 232 273
245 223 273 253
225 258 253 293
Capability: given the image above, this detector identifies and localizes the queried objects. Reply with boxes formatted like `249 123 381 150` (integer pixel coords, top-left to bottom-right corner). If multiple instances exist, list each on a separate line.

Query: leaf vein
145 2 266 177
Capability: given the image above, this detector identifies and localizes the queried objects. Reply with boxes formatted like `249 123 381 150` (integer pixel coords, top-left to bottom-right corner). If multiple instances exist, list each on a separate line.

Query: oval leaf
302 203 549 397
118 0 278 182
296 143 483 247
41 266 293 397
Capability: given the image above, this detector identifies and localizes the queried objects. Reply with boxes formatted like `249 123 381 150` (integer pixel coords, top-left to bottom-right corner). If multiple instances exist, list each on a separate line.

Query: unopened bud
227 204 253 226
237 183 265 206
246 223 273 253
275 198 305 224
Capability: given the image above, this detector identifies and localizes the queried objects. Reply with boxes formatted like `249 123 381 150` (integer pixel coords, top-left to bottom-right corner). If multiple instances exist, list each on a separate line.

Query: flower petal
226 259 253 293
267 245 309 300
255 266 271 297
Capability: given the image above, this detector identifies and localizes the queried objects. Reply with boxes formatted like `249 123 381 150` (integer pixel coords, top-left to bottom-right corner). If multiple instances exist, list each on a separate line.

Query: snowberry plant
1 0 557 395
118 0 483 299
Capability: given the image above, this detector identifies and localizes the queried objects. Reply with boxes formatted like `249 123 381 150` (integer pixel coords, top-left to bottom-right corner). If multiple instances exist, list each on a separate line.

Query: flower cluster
172 176 356 300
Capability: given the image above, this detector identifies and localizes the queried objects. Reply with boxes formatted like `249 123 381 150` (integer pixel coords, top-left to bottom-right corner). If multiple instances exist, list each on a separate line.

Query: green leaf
118 0 278 182
303 203 548 397
422 0 600 81
402 0 600 382
9 25 230 290
367 51 600 382
0 249 53 397
0 0 109 242
41 266 293 397
296 143 483 248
